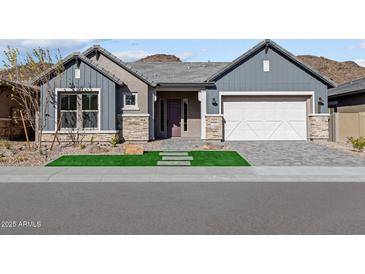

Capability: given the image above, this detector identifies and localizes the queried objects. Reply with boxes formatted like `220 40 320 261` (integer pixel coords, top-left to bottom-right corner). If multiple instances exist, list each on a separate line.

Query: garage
222 96 308 141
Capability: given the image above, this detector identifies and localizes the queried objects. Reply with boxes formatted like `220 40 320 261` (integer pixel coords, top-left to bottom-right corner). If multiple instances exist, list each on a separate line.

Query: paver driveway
227 141 365 166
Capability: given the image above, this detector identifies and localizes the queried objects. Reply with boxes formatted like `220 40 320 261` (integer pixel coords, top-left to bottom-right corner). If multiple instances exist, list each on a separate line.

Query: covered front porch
153 88 203 140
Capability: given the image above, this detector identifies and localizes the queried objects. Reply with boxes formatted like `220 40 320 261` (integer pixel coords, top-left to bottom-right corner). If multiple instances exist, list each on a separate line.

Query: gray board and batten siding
206 45 331 115
40 58 119 131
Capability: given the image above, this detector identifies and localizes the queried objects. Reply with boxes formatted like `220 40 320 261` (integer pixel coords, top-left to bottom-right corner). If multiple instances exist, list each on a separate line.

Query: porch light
212 97 218 106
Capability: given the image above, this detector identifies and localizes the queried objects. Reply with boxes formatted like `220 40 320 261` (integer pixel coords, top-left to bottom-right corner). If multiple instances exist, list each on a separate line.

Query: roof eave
83 45 156 87
206 39 337 88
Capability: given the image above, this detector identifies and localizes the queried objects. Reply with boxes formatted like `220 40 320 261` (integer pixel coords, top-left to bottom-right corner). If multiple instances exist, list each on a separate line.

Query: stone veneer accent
309 114 330 141
0 119 28 139
41 132 118 143
119 114 149 142
205 115 223 141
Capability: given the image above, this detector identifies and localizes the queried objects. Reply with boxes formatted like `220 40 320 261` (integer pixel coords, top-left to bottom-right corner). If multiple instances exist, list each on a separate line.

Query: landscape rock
123 144 144 155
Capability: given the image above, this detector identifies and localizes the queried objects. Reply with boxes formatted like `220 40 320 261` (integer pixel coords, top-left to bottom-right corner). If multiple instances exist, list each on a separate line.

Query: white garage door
223 97 307 141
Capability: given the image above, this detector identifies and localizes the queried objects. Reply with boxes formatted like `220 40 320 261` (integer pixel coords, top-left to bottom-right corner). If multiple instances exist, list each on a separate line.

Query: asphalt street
1 179 365 234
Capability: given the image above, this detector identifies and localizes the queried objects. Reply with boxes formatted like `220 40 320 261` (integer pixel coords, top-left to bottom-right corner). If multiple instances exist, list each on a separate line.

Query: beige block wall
118 115 149 142
41 132 118 143
309 115 330 141
154 91 201 139
330 112 365 142
205 115 223 141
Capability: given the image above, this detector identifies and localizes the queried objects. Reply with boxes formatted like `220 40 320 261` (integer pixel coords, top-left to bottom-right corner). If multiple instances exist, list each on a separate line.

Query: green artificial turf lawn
47 151 250 167
189 151 250 166
47 152 161 167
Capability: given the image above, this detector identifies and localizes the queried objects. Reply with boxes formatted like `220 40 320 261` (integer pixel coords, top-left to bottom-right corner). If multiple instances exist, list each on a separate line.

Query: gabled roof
128 62 228 84
206 39 337 88
328 76 365 98
0 78 39 90
83 45 155 86
31 53 124 86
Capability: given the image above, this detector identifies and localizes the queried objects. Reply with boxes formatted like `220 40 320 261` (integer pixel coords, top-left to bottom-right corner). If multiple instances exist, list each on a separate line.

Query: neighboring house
0 79 35 140
33 40 335 143
328 77 365 141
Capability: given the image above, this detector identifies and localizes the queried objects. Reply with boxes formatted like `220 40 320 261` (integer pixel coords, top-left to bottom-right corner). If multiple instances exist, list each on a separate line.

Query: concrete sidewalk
1 166 365 183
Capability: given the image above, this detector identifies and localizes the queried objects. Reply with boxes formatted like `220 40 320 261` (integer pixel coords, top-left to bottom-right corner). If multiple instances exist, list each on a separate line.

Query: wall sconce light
212 97 218 106
318 97 324 105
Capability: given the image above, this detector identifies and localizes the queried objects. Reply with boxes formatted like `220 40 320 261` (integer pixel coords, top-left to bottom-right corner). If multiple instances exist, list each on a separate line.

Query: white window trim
159 98 166 133
182 98 188 132
200 90 206 139
55 88 101 133
218 91 316 114
122 92 139 110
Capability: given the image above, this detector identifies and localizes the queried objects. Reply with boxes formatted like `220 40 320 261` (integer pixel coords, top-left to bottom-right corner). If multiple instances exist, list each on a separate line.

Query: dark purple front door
167 99 181 137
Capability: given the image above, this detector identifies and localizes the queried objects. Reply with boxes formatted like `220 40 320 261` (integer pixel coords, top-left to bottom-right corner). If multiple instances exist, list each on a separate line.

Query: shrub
16 156 28 162
80 144 86 150
90 136 95 145
0 141 11 150
347 136 365 152
110 136 118 147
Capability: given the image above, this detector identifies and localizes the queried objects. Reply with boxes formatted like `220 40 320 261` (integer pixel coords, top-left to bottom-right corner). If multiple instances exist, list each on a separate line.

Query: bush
0 141 11 150
110 136 118 147
347 136 365 152
16 156 28 162
90 136 95 145
80 144 86 150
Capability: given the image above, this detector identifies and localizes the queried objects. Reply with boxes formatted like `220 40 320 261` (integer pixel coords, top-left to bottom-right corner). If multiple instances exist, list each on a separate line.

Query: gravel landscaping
0 140 122 167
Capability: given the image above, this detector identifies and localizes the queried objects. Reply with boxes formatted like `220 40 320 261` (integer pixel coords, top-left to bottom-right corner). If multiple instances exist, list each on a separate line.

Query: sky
0 39 365 67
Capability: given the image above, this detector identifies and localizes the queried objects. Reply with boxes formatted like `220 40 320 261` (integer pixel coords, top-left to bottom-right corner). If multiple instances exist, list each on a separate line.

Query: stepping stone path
157 151 193 166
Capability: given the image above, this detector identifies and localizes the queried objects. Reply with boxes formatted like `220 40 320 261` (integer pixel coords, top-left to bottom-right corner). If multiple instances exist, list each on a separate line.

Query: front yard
46 151 250 167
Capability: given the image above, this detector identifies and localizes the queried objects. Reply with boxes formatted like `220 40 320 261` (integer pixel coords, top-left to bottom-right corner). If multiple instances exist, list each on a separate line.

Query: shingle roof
328 76 365 98
128 62 229 84
207 39 336 88
31 53 124 86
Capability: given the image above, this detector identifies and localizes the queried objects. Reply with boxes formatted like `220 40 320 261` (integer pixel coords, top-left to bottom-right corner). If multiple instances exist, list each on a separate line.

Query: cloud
113 50 151 62
355 59 365 67
346 40 365 50
0 39 102 52
179 51 194 61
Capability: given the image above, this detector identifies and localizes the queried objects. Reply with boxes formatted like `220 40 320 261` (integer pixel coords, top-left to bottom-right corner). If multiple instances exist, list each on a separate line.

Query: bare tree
2 46 64 152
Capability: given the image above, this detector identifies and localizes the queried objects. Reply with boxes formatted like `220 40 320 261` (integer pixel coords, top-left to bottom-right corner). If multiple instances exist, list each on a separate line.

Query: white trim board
42 130 119 134
200 90 206 139
218 91 316 115
54 88 101 132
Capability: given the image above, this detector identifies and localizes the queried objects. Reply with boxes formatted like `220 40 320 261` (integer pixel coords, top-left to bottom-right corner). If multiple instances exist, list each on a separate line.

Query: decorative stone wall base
41 132 119 143
0 119 30 139
205 115 223 141
118 114 149 142
309 114 330 141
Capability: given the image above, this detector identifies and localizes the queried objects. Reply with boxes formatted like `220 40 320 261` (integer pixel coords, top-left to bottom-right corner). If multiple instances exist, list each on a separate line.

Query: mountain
297 55 365 85
138 54 181 62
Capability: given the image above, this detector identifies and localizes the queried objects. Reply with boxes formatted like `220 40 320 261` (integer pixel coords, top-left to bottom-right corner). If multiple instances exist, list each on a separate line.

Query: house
33 40 335 143
0 79 35 140
328 77 365 141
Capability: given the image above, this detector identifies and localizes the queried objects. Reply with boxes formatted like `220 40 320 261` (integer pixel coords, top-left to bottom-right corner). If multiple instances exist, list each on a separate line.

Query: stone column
119 114 150 142
309 114 330 141
205 114 223 141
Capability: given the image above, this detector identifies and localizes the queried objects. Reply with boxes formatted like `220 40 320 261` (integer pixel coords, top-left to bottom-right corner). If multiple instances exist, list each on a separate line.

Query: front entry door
167 99 181 137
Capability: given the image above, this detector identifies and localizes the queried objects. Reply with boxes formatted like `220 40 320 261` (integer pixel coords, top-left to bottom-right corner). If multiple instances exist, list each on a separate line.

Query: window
263 60 270 72
183 98 188 131
82 93 98 129
60 94 77 129
59 92 99 130
160 99 165 132
124 93 138 109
